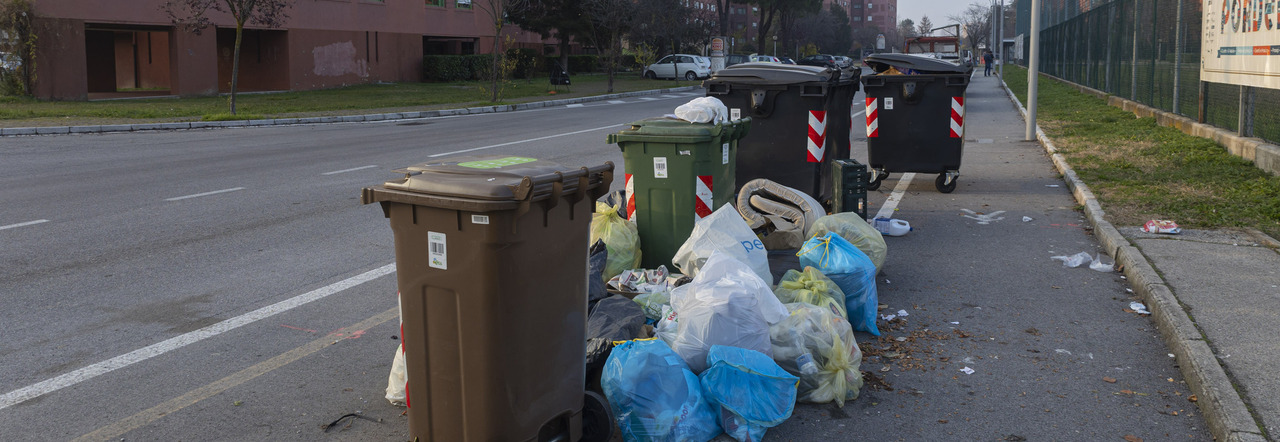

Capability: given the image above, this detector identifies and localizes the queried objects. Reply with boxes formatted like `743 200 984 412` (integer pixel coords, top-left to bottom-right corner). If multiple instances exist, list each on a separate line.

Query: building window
426 0 442 6
866 15 872 21
852 16 861 21
457 0 471 8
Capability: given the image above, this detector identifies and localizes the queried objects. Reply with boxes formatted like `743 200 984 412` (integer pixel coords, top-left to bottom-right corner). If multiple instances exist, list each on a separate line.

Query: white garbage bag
672 204 772 285
660 250 788 373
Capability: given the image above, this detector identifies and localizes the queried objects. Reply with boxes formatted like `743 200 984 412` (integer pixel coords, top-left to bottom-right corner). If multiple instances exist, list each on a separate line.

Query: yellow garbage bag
769 303 864 407
774 267 847 320
590 201 642 282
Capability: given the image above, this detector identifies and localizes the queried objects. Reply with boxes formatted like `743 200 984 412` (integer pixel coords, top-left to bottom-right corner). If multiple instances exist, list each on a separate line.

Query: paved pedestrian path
996 70 1280 442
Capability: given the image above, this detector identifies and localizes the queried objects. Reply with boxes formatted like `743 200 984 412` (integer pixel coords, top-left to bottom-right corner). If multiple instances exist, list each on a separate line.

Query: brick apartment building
29 0 549 100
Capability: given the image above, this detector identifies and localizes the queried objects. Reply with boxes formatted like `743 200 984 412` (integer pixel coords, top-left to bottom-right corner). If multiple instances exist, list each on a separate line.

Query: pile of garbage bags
581 183 889 441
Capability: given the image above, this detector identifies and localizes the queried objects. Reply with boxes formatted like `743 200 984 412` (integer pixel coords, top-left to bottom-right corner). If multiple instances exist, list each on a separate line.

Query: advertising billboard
1201 0 1280 89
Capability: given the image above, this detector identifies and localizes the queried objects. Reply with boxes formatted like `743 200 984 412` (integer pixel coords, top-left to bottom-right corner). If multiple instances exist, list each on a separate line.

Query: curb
0 85 703 137
999 80 1269 441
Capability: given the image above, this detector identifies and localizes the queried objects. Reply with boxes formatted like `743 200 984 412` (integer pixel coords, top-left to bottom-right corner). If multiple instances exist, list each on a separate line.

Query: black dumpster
860 53 970 193
704 63 860 207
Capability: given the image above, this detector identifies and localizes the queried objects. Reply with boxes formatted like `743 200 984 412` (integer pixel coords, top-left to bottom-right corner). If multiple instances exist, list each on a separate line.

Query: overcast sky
897 0 986 30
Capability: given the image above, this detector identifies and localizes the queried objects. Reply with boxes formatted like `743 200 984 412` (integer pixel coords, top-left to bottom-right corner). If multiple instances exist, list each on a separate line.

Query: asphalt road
0 77 1210 441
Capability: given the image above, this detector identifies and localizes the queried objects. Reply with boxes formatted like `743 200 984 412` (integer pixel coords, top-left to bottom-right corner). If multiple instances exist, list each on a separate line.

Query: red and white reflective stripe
694 175 713 220
625 173 636 221
950 96 965 138
807 110 827 163
865 97 879 138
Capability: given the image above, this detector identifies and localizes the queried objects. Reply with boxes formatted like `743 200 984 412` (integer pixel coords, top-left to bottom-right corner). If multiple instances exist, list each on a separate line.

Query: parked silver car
644 54 712 81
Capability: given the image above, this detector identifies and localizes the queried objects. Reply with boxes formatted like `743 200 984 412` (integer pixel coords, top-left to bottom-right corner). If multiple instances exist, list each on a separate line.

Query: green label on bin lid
457 156 538 169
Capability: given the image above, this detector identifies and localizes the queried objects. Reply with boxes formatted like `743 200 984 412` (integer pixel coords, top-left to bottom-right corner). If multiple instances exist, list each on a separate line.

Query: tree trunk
491 24 502 102
230 22 243 115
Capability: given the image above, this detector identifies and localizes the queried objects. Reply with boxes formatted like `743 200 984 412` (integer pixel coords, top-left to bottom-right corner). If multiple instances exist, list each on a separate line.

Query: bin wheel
868 173 887 191
684 71 698 81
935 174 957 193
581 391 614 442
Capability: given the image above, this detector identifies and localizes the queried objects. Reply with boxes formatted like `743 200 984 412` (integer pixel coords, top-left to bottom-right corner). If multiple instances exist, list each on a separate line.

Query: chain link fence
1022 0 1279 145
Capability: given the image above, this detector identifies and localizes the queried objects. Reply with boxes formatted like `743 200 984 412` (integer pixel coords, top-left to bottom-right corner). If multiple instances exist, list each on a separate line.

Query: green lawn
0 73 688 127
1003 64 1280 239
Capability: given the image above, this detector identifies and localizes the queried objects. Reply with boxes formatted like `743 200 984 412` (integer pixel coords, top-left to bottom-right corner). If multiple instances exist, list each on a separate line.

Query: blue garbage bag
601 339 722 442
699 345 799 442
797 232 880 336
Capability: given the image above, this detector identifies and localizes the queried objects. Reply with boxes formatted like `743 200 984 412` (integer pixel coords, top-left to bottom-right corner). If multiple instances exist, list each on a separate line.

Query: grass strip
1002 64 1280 239
0 74 684 126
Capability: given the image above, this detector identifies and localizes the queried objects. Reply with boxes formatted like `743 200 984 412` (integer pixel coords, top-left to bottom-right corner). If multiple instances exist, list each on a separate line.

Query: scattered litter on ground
896 309 909 317
950 321 960 325
1051 252 1113 271
960 367 975 375
960 209 1006 224
1126 302 1151 315
1055 349 1072 355
1141 220 1182 234
1022 216 1033 222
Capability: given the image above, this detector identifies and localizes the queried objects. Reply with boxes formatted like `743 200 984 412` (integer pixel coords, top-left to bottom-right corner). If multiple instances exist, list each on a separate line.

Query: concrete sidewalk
995 71 1280 442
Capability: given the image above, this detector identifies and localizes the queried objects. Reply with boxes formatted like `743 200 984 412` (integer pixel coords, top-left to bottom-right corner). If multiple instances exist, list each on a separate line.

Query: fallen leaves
1103 377 1117 383
1188 395 1198 403
1123 435 1144 442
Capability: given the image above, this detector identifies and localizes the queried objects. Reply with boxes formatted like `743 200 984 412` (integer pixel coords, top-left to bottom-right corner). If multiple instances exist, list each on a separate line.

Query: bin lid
383 155 575 201
706 63 837 85
608 117 739 144
864 53 968 74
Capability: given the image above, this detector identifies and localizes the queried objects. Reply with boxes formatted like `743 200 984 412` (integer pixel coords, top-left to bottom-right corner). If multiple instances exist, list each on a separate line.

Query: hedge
422 54 490 82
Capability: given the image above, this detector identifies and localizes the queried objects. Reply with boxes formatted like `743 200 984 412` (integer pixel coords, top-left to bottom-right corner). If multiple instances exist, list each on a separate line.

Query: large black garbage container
704 63 860 207
860 53 971 193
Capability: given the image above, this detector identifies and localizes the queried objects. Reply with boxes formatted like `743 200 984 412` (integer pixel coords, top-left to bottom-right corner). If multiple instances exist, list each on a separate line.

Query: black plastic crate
832 158 868 219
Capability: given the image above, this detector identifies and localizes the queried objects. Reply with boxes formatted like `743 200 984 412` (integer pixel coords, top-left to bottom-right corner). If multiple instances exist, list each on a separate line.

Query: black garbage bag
588 239 609 310
585 295 647 388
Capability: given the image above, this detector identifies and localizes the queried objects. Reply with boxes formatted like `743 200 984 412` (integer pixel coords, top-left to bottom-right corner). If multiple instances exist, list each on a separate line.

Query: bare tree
0 0 37 96
163 0 290 115
917 15 933 36
948 2 991 52
475 0 530 102
583 0 634 93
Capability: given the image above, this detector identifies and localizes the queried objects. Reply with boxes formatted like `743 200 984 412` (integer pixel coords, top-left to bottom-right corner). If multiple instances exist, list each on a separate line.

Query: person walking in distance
983 50 995 77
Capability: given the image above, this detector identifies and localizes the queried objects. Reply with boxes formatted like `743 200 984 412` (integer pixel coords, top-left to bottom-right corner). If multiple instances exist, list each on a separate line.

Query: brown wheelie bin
362 155 614 441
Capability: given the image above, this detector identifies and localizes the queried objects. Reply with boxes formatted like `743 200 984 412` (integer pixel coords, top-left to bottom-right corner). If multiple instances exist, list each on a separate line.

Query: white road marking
164 187 245 202
639 97 658 101
566 104 585 108
607 100 627 104
0 263 397 410
0 219 48 231
874 173 915 220
429 124 624 158
322 165 378 175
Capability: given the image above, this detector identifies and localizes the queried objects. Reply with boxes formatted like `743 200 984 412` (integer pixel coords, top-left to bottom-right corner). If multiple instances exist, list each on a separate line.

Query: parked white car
644 54 712 81
748 54 780 63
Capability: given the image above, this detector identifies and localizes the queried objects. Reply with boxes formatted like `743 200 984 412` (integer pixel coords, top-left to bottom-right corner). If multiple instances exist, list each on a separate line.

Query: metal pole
1173 0 1183 115
1149 0 1157 106
998 0 1004 77
1026 0 1042 141
1105 3 1114 92
1240 86 1255 137
1131 0 1139 100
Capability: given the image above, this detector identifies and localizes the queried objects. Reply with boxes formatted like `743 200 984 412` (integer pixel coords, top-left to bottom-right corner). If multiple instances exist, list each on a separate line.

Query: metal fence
1024 0 1279 144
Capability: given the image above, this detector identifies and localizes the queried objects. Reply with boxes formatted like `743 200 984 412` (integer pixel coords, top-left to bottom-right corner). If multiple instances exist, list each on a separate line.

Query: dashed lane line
0 263 397 411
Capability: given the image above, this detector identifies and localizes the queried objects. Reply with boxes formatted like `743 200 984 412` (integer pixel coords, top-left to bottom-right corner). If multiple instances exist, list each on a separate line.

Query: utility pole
1026 0 1041 141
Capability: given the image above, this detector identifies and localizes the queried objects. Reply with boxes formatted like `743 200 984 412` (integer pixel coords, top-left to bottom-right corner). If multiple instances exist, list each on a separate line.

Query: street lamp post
773 35 778 58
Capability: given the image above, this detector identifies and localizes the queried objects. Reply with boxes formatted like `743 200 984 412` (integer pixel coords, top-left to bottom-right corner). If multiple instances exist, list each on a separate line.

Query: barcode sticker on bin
654 157 668 178
885 97 894 110
471 215 489 225
731 108 741 120
428 232 447 270
722 143 730 165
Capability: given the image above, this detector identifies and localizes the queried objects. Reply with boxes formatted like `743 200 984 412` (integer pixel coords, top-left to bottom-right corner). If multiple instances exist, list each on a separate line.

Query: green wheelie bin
607 117 751 270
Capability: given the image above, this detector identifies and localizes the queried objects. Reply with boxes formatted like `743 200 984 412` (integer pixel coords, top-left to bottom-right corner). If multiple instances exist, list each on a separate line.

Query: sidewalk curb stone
1000 80 1268 441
